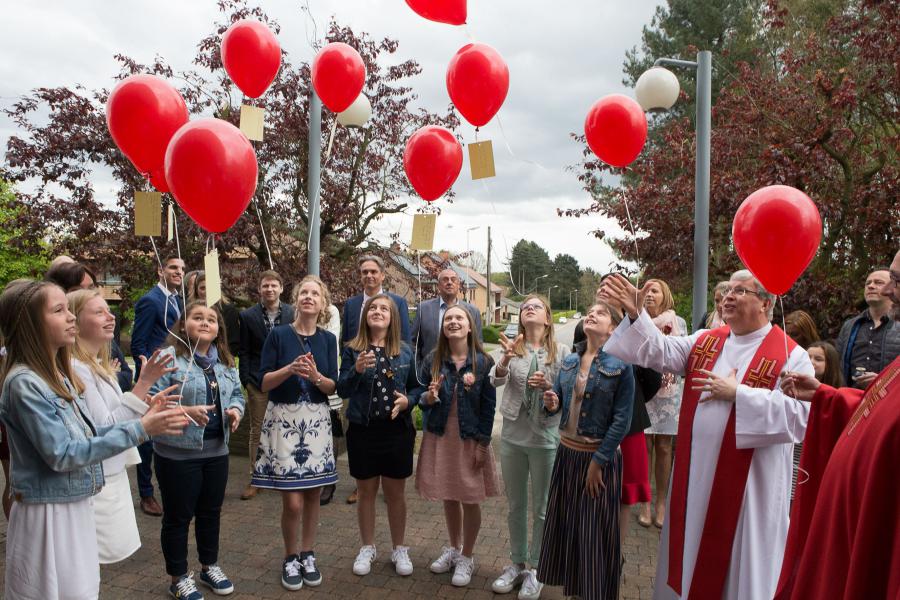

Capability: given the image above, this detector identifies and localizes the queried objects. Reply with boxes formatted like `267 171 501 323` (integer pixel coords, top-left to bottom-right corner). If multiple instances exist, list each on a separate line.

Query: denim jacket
553 343 634 465
0 365 147 504
149 347 245 450
413 351 496 445
337 342 422 427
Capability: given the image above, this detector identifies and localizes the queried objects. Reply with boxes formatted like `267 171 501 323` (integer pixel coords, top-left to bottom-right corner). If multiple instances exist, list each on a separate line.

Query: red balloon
405 0 466 25
106 74 189 193
311 43 366 113
164 119 258 233
584 94 648 168
403 126 463 202
732 185 822 295
446 43 509 127
221 19 281 98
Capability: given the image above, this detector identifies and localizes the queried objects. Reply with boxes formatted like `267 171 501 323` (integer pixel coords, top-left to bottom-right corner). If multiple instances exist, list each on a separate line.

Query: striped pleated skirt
537 438 623 600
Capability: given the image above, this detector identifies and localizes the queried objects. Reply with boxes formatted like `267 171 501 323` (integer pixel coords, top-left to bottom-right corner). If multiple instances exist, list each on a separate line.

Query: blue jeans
499 439 557 565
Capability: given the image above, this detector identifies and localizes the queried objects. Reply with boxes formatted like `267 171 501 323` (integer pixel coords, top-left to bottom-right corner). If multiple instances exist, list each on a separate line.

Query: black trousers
155 452 229 576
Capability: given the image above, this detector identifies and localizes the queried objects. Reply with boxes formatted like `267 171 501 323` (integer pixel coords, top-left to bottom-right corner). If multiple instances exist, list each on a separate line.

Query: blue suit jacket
341 292 411 346
131 285 183 380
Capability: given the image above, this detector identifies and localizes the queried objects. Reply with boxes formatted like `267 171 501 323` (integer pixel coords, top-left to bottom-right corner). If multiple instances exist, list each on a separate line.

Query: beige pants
246 384 268 472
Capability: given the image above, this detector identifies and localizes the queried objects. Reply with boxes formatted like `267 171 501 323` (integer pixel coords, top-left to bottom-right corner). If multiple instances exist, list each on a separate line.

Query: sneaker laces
393 546 410 562
521 569 539 593
456 556 475 576
205 565 228 584
499 564 521 583
301 554 317 573
437 546 457 564
283 557 301 578
175 574 199 596
358 546 377 562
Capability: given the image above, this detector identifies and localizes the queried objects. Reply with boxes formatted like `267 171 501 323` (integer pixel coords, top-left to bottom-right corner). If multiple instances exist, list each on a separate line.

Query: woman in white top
489 295 569 600
67 289 206 563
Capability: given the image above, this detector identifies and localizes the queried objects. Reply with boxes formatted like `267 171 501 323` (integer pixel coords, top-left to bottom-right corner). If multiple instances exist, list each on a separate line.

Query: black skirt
347 417 416 480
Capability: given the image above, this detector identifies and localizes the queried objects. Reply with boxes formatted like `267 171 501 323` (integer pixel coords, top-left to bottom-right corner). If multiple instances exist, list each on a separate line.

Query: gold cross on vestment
688 335 721 373
745 357 778 389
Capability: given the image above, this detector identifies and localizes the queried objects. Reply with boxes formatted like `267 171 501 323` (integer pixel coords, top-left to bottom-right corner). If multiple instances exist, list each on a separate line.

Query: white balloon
337 93 372 127
635 67 680 111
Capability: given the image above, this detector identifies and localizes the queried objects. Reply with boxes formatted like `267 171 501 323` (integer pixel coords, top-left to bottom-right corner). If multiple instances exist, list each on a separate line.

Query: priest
775 249 900 600
604 270 814 600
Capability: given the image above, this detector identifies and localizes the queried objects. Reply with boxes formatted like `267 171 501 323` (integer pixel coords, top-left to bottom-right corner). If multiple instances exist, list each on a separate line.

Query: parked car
573 312 582 319
504 322 519 339
558 316 568 324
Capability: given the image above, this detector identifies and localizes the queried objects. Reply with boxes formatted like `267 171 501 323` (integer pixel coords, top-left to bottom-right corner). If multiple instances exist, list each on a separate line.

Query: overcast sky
0 0 660 275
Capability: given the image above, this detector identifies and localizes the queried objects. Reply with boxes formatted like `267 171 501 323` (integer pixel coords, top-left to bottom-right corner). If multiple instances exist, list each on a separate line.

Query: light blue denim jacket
552 343 634 466
149 347 245 450
0 365 147 504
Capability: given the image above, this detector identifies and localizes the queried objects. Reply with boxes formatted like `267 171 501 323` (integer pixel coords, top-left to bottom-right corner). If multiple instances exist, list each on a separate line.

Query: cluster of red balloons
106 19 284 233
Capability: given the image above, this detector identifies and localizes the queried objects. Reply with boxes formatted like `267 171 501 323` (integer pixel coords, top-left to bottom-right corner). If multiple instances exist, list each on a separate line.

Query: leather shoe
319 483 335 506
241 485 258 500
140 496 163 517
346 488 358 505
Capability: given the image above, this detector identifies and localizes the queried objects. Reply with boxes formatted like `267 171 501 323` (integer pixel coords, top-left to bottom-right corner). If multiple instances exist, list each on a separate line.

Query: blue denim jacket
554 343 634 465
0 365 147 504
337 342 422 426
150 347 245 450
413 351 496 445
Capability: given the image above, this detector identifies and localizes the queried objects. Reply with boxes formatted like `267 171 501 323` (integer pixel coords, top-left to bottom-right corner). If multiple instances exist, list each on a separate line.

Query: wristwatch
314 375 323 386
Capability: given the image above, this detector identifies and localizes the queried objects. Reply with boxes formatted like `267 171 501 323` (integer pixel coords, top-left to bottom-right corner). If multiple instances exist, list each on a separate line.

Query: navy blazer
238 302 295 389
259 325 338 405
411 297 483 368
131 285 183 380
341 292 411 346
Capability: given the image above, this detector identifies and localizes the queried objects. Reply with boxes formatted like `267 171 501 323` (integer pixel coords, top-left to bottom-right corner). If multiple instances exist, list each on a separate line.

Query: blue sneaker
299 551 323 587
169 573 204 600
199 565 234 595
282 554 303 591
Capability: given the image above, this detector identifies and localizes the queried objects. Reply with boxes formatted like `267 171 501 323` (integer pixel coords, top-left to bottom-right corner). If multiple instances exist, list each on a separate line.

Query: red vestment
776 356 900 600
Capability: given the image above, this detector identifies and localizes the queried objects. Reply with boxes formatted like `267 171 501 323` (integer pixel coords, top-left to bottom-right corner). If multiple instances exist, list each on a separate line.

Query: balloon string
495 115 549 172
253 200 275 270
779 296 790 366
323 117 338 169
464 24 477 42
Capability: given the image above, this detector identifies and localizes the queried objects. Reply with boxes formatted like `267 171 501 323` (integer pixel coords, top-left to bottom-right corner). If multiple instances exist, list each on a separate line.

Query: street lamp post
635 51 711 332
548 284 558 305
533 274 548 294
465 226 480 301
306 90 323 276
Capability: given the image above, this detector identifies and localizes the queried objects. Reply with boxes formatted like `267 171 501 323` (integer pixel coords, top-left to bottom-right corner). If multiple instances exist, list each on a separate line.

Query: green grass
552 310 577 321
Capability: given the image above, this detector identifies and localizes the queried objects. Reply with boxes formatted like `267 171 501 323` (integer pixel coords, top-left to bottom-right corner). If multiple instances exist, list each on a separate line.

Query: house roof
500 297 521 308
386 250 433 281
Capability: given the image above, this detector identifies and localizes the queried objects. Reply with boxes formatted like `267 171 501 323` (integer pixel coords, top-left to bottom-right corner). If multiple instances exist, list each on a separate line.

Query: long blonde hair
645 278 675 316
431 305 492 380
0 280 84 401
68 289 116 385
292 275 333 326
348 294 402 357
514 294 558 366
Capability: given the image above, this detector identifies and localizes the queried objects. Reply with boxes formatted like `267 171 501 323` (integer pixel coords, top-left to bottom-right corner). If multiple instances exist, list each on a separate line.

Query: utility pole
306 90 322 276
485 227 492 326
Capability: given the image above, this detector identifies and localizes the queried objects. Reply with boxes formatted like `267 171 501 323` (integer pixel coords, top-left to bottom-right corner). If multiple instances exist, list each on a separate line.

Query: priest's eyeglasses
723 286 761 298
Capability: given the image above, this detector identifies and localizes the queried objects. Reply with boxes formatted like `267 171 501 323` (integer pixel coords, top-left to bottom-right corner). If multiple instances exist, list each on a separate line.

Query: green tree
549 253 581 309
508 240 552 297
0 180 49 286
577 269 603 312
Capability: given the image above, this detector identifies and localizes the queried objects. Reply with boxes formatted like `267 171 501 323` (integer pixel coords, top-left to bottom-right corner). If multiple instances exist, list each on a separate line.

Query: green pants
499 439 557 566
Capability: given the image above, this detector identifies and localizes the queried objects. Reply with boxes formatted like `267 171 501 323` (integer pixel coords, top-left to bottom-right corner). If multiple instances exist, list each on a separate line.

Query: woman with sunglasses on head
489 295 568 600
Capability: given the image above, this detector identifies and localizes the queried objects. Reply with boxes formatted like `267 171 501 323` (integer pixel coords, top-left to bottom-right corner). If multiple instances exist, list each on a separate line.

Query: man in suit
412 267 483 367
130 254 185 516
238 270 295 500
342 255 411 344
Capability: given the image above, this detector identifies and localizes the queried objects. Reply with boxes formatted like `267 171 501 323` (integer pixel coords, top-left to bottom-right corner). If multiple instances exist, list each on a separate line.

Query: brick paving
0 438 659 599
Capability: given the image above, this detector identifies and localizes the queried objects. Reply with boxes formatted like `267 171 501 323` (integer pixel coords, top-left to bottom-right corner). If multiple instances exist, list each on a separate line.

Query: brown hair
258 270 284 287
590 301 624 327
356 254 385 273
431 305 492 380
292 275 332 326
0 280 84 400
68 288 115 385
513 294 558 366
348 294 403 357
45 261 97 292
784 310 820 350
808 341 844 388
164 300 235 367
645 278 675 316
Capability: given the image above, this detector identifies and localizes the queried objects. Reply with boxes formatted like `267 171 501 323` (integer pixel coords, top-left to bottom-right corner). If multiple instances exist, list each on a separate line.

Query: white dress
604 310 814 600
5 498 100 600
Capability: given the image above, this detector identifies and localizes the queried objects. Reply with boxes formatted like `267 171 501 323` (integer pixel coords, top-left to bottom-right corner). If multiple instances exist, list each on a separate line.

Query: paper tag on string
167 203 174 241
410 214 437 251
204 249 222 307
240 105 265 141
134 191 162 237
468 140 496 180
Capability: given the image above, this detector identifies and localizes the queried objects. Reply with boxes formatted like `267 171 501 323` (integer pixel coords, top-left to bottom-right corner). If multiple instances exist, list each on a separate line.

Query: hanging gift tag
204 249 222 307
239 105 265 141
410 214 437 251
134 191 162 237
167 202 174 241
468 140 496 180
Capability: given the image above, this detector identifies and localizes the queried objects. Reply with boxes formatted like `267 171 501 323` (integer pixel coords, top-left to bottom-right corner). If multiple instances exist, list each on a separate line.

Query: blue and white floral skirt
251 400 337 491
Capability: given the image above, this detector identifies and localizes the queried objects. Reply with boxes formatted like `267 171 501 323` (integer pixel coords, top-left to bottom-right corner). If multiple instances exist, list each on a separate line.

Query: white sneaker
518 569 543 600
430 546 460 574
492 563 524 594
353 545 377 576
451 555 475 587
391 545 414 576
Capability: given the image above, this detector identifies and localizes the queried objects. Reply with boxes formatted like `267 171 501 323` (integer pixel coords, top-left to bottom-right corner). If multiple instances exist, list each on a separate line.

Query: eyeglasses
521 303 544 312
723 286 761 298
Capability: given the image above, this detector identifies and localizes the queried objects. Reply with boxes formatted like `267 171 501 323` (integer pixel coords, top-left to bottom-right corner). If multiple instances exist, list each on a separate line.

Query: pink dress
416 385 501 503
